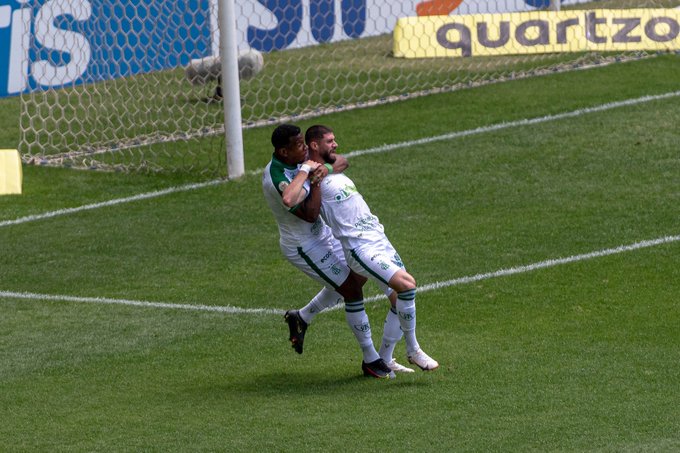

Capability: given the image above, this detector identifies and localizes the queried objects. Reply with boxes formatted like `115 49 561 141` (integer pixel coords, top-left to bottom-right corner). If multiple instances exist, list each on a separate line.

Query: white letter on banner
7 2 31 94
32 0 92 87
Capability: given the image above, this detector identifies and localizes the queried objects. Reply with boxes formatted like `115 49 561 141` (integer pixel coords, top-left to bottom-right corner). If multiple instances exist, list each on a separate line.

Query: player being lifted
303 124 439 371
263 124 410 378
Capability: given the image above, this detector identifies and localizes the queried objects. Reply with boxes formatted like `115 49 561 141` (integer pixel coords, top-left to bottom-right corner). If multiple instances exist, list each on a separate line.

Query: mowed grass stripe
2 233 677 311
2 88 679 229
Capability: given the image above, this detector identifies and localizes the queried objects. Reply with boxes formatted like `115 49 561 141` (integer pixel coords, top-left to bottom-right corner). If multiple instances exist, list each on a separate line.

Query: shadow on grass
192 369 434 399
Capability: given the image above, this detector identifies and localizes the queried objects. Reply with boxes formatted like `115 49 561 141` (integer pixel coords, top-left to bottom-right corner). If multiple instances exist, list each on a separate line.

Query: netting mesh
17 0 679 176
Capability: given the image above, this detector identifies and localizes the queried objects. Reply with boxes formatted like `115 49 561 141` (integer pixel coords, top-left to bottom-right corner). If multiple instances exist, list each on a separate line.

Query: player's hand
303 159 320 168
310 164 329 185
300 160 320 182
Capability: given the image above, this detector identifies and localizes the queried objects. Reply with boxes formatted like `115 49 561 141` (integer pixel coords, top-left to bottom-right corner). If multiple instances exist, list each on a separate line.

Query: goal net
15 0 679 176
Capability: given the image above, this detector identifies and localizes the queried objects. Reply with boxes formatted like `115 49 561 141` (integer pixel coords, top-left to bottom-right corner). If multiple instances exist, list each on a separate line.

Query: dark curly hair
271 124 301 150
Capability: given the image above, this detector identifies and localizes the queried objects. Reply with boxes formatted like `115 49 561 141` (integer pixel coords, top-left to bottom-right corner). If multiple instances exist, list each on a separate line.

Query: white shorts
281 237 350 290
346 240 405 287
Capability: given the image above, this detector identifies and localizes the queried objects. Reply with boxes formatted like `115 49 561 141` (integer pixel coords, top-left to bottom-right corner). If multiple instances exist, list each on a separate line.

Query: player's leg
291 240 356 325
282 241 347 354
336 270 392 378
349 243 439 371
285 240 391 377
388 269 419 351
284 286 342 354
330 240 391 377
374 285 413 373
388 269 439 371
299 286 342 325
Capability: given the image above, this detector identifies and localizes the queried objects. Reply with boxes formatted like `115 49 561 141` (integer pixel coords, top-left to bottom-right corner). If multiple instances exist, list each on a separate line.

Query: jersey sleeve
266 160 308 212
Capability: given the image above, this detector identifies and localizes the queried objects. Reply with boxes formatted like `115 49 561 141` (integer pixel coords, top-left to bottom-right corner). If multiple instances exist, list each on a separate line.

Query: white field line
1 234 678 314
0 179 222 228
345 90 680 158
0 291 282 315
2 90 680 230
0 169 257 228
365 234 680 302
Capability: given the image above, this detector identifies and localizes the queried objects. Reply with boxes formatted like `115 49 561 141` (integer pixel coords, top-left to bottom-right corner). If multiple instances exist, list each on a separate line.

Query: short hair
305 125 333 145
271 124 301 149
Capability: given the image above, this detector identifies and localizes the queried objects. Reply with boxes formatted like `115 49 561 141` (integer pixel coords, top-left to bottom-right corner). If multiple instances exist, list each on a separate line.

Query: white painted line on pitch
0 290 284 315
1 234 677 314
346 90 680 158
2 89 679 230
0 180 220 228
364 234 680 302
0 169 258 229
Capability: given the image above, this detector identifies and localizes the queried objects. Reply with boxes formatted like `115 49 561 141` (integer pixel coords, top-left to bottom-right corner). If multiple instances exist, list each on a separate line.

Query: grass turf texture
1 55 680 450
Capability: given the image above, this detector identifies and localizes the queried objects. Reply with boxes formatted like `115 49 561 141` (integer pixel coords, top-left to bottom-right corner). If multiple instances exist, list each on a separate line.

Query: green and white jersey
319 173 387 250
262 155 331 249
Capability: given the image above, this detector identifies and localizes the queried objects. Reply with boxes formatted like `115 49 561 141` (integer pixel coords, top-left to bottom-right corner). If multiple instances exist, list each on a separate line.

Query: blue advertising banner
0 0 211 98
1 0 594 98
237 0 590 53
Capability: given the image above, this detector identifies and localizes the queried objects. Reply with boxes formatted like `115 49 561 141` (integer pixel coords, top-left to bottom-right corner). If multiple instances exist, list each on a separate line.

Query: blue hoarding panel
0 0 211 98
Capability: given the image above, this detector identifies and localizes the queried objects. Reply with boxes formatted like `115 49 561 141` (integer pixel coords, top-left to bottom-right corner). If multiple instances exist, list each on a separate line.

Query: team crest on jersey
278 181 289 192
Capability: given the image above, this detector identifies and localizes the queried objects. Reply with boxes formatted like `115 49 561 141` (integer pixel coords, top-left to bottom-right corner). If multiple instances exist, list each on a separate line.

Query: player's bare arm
292 175 322 222
282 159 320 208
330 153 348 173
310 153 348 184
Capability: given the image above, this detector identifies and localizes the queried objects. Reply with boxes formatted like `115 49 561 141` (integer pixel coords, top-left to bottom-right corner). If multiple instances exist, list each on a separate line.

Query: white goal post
218 0 245 180
13 0 678 176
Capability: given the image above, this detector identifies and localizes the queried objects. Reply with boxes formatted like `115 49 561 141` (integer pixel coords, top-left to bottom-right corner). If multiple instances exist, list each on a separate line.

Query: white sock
396 289 420 355
379 307 403 362
299 287 342 324
345 300 380 363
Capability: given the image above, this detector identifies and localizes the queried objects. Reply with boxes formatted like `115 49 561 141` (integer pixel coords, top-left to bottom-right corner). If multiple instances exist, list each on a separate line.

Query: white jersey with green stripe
262 155 332 249
318 172 387 250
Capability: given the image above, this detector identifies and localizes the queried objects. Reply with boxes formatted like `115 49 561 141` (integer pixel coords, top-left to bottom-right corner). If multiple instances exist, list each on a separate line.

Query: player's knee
352 272 368 286
406 273 416 288
400 270 416 289
389 270 416 292
338 272 365 301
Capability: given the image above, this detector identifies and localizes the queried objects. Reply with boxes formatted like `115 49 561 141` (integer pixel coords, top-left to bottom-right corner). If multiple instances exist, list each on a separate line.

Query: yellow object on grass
0 149 22 195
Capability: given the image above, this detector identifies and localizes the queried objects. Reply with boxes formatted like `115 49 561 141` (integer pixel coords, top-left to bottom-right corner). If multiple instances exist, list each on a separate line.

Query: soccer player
262 124 410 378
304 124 439 371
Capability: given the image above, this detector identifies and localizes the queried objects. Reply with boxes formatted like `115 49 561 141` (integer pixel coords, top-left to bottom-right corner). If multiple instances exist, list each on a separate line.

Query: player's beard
324 151 337 164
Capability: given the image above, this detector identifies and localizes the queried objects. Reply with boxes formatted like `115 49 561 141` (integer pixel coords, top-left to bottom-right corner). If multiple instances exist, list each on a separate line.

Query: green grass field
1 54 679 451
